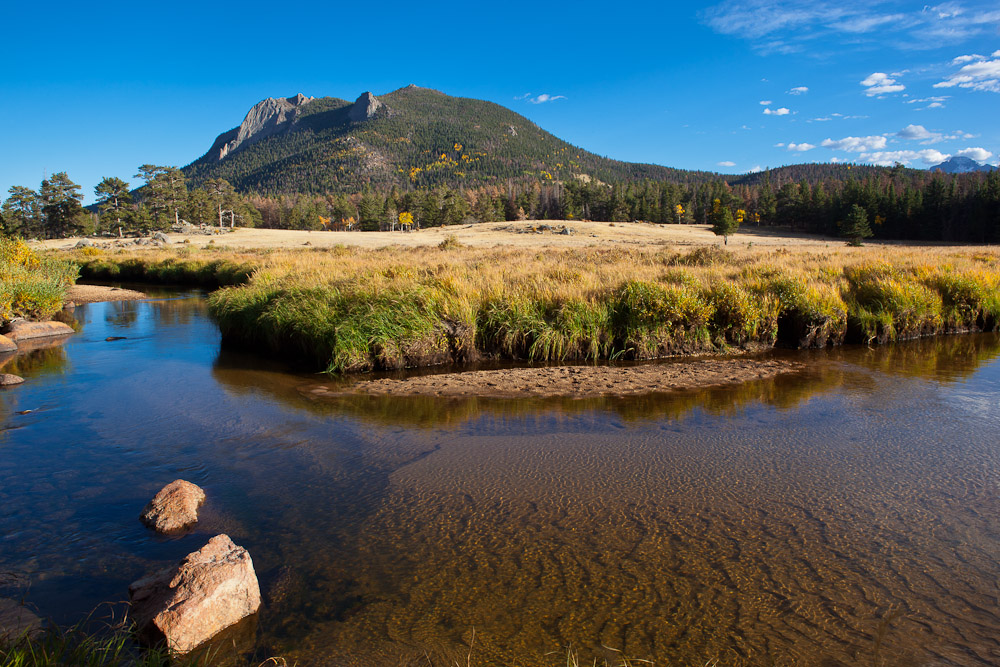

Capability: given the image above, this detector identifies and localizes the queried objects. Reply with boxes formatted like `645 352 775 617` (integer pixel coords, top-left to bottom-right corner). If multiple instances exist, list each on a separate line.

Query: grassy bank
62 243 1000 374
0 238 78 323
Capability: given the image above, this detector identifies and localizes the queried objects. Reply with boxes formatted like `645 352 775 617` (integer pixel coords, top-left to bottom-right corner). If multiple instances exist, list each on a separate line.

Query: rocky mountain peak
348 92 383 122
216 93 314 161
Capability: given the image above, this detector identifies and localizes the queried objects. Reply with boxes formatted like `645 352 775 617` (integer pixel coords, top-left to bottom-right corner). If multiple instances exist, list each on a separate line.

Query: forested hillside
183 86 719 193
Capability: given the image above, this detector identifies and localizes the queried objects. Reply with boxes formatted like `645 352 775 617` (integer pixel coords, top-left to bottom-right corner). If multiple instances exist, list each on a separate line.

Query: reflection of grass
59 244 1000 374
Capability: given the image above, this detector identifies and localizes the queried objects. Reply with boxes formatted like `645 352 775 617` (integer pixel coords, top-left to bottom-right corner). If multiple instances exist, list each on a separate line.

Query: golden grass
60 242 1000 373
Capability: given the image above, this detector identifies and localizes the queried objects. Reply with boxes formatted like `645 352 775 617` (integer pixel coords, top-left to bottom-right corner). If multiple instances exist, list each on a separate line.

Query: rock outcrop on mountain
213 93 314 161
348 92 383 122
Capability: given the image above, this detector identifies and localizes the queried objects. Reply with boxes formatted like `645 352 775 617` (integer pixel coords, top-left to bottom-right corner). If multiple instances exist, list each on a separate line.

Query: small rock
129 534 262 654
0 334 15 353
153 232 169 243
140 480 206 533
0 374 24 386
105 336 127 342
2 320 74 343
0 598 43 639
74 239 94 248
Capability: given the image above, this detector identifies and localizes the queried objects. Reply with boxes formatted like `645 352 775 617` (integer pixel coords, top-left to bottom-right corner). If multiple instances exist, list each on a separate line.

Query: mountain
928 156 998 174
183 86 719 194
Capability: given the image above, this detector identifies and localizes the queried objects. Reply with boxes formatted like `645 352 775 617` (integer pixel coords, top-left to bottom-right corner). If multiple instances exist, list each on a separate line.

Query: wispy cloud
516 93 567 104
787 142 816 151
821 135 888 151
700 1 1000 54
787 86 809 95
904 95 949 109
763 107 792 115
718 160 738 167
935 52 1000 92
759 99 773 105
861 72 905 97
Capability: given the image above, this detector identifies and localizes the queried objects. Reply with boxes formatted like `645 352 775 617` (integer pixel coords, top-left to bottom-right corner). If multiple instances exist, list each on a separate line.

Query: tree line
3 166 998 243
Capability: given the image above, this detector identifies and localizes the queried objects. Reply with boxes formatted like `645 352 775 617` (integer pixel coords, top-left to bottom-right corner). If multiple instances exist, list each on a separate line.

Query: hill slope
183 86 719 194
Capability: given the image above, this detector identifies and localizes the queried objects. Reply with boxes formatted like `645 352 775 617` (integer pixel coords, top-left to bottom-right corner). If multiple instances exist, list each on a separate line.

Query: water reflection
1 296 999 666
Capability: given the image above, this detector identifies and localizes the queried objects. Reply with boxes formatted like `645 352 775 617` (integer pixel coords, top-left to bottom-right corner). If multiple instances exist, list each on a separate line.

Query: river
1 293 999 665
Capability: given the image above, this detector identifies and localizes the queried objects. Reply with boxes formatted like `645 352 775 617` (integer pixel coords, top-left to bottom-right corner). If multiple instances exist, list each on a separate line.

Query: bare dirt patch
307 357 801 399
66 285 147 304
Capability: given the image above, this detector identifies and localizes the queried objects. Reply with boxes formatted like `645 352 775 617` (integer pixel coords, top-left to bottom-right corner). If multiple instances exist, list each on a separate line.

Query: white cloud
955 147 993 162
763 107 791 115
897 124 940 142
749 165 764 172
994 50 1000 57
935 53 1000 92
718 160 737 167
788 86 809 95
859 149 950 166
759 100 773 105
526 93 567 104
514 93 531 100
787 142 816 151
821 135 888 152
810 117 832 122
861 72 905 96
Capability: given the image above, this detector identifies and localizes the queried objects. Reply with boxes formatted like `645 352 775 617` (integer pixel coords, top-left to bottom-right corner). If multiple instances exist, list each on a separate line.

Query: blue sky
2 0 998 204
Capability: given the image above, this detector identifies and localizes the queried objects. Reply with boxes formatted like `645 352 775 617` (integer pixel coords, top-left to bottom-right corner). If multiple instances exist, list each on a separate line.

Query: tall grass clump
708 283 779 346
476 295 613 361
843 262 943 343
212 278 475 373
0 237 77 323
610 280 715 358
924 269 1000 332
744 267 848 348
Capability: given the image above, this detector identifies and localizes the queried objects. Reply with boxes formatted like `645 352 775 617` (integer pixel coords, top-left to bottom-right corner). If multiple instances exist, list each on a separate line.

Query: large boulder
2 320 74 343
0 335 15 353
140 480 206 533
129 534 261 654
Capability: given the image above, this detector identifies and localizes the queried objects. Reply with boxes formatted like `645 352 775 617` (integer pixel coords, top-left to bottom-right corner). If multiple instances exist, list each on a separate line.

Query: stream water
1 293 999 666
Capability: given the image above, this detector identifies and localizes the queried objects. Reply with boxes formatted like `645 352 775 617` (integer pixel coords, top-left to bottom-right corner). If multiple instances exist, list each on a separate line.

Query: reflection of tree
105 300 138 327
835 333 1000 383
0 345 68 378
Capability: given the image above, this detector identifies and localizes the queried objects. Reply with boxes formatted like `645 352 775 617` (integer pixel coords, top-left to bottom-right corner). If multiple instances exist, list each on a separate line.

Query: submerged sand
307 358 801 399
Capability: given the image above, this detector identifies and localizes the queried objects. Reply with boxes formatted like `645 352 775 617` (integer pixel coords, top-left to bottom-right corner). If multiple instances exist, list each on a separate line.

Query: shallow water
2 295 999 666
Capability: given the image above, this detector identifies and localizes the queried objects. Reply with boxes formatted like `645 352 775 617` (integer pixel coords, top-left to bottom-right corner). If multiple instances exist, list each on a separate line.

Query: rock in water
140 480 206 533
0 598 43 639
0 374 24 386
129 534 261 654
1 320 74 342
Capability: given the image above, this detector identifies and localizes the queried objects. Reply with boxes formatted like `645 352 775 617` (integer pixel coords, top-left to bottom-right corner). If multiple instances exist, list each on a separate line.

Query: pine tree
839 204 873 246
39 172 86 238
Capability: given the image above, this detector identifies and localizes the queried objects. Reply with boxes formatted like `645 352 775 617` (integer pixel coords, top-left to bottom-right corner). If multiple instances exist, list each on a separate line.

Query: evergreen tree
39 172 86 238
709 198 738 244
94 177 132 232
1 186 41 237
839 204 873 246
